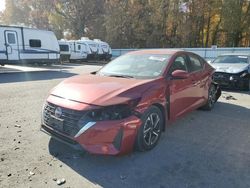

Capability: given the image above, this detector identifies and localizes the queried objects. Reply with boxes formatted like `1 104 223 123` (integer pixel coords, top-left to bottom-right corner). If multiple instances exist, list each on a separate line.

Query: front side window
29 39 41 47
99 54 171 79
7 33 16 44
189 55 203 72
169 56 188 73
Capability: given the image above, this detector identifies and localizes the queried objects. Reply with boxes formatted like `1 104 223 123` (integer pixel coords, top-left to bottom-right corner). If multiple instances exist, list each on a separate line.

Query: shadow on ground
0 71 76 84
0 66 21 73
48 101 250 188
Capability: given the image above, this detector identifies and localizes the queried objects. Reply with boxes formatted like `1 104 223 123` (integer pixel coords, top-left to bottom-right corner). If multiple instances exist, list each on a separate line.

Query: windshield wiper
107 74 134 78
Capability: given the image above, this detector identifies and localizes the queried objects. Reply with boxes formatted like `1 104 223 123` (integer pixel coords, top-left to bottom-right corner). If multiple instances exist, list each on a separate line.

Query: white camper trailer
94 39 112 61
79 37 98 60
68 40 88 63
0 25 60 66
58 40 71 62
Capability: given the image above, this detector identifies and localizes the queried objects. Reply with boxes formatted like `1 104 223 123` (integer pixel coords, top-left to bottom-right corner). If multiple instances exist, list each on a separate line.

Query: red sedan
41 50 221 155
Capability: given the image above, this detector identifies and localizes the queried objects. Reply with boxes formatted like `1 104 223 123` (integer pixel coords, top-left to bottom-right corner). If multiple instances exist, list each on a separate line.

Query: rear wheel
135 106 163 151
202 84 217 111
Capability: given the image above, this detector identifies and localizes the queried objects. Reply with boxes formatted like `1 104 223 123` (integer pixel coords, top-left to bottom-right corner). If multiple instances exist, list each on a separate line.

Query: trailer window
7 33 16 44
59 44 69 52
29 39 41 47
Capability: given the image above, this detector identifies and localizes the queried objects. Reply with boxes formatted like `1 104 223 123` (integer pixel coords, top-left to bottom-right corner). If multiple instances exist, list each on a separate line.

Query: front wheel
135 106 163 152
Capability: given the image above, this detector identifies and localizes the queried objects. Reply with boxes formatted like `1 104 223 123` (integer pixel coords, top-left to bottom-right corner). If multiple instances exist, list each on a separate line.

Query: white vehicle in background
60 38 112 63
58 40 71 62
68 40 88 63
0 25 60 66
79 37 98 60
94 39 112 61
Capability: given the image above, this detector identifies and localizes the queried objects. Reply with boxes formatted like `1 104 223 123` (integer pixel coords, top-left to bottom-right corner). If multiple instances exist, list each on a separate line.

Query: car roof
127 49 184 55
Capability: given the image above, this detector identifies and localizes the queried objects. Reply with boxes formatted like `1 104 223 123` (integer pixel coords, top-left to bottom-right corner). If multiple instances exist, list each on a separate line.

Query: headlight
78 98 140 123
41 101 47 124
240 71 248 78
85 104 132 121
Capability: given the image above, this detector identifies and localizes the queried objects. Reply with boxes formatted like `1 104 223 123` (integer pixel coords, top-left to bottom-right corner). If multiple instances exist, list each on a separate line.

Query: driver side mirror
171 70 189 79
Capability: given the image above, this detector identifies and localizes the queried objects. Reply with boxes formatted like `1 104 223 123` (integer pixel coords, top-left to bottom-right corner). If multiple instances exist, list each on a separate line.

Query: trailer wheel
45 63 52 66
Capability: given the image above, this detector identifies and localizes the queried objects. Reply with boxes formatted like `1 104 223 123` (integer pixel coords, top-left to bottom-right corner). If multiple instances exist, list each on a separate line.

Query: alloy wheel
143 113 161 146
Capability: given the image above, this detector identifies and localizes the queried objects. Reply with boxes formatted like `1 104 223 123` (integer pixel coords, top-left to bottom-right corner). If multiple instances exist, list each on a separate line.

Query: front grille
43 103 83 137
213 72 231 80
213 72 234 86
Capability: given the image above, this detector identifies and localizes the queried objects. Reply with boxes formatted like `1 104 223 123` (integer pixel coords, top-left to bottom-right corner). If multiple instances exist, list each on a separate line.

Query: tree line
0 0 249 48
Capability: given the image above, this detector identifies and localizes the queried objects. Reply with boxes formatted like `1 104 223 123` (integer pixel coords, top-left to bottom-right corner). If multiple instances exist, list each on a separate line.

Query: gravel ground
0 64 250 188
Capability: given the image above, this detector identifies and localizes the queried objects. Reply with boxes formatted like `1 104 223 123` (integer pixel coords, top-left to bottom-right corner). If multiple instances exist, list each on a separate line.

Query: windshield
98 54 170 79
213 55 249 64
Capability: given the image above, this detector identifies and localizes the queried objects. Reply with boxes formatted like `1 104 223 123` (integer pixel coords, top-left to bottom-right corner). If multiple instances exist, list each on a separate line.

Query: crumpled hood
211 63 249 74
50 74 156 106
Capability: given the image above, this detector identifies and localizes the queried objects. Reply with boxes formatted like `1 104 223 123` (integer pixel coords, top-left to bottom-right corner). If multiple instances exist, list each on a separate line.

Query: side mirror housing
171 70 189 79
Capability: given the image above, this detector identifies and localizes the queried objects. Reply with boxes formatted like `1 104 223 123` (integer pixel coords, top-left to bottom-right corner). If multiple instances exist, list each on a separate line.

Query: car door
186 53 207 107
168 54 196 120
4 31 19 61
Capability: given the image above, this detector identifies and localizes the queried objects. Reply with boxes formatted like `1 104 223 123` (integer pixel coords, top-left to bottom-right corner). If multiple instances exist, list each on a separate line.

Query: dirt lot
0 64 250 188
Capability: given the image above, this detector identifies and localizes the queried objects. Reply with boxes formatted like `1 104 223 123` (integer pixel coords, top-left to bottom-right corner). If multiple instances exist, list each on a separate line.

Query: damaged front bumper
213 71 249 89
41 101 142 155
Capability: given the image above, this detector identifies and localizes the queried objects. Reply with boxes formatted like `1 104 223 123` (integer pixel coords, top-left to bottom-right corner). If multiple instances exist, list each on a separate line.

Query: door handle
194 82 201 86
192 79 200 86
7 46 12 54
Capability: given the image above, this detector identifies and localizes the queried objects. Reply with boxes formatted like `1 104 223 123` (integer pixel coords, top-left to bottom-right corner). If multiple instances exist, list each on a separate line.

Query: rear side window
189 55 204 72
29 39 41 47
59 44 69 51
7 33 16 44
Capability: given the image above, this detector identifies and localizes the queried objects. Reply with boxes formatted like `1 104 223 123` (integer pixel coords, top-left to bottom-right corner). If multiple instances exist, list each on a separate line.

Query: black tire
45 62 52 66
202 84 217 111
242 79 250 91
135 106 163 152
